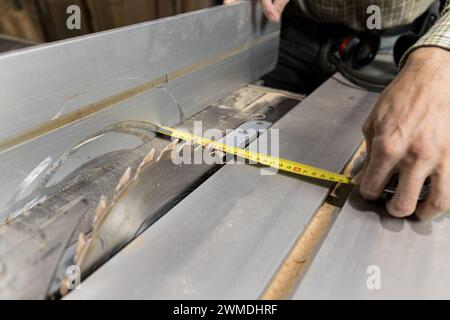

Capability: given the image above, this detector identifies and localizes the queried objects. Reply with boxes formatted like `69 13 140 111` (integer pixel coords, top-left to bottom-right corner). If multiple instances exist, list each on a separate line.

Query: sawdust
261 203 337 300
261 142 367 300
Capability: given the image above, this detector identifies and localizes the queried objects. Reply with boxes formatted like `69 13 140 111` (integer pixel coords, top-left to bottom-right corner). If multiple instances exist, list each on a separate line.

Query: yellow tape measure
158 126 353 184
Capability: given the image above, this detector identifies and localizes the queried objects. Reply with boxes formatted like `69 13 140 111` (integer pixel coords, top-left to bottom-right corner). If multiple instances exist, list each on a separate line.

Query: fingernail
387 201 413 218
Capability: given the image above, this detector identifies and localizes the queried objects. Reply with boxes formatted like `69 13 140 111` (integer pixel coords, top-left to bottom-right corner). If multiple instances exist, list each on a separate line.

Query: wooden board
0 0 44 42
86 0 215 32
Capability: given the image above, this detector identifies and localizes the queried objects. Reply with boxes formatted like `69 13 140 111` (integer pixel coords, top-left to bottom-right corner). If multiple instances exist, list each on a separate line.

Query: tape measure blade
157 126 352 184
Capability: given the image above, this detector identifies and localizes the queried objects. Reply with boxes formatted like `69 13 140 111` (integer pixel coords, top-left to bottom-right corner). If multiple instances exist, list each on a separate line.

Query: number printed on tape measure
158 126 352 184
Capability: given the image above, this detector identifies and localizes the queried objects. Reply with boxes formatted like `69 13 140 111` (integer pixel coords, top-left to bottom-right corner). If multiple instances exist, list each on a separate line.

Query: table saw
0 2 449 300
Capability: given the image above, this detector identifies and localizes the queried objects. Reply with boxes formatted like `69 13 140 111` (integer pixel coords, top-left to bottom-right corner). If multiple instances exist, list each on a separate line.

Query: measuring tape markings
158 126 353 184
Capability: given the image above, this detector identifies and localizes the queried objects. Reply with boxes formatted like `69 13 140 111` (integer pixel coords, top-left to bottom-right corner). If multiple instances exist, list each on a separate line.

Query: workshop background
0 0 217 45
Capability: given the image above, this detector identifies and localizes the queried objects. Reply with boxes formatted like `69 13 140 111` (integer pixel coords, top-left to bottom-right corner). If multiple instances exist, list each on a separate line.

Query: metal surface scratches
0 86 301 299
0 2 279 213
0 198 88 299
65 76 377 300
0 121 157 223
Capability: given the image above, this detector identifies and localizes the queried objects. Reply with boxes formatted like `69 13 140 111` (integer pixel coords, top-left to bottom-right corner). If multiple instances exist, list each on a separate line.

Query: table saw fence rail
0 2 279 214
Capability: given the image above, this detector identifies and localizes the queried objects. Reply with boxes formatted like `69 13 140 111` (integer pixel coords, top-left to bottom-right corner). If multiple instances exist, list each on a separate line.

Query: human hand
359 47 450 220
223 0 289 23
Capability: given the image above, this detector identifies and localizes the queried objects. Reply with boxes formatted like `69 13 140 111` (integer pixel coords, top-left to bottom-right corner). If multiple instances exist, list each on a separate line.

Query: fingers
354 119 374 184
360 130 450 220
260 0 278 22
225 0 288 22
416 169 450 220
362 118 374 163
351 170 363 184
387 165 429 217
260 0 289 22
360 136 401 200
273 0 289 19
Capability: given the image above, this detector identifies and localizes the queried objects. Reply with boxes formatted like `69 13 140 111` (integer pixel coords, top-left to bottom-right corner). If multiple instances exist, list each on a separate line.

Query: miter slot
65 74 378 300
0 84 301 299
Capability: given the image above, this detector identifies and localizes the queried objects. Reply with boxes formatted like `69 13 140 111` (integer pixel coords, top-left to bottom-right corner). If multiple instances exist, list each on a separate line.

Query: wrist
407 47 450 65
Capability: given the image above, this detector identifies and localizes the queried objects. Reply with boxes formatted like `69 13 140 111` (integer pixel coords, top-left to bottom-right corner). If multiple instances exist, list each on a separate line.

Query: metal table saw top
1 2 448 300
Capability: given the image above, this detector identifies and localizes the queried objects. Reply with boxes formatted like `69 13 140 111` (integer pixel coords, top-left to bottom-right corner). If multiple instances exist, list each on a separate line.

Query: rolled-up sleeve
400 0 450 67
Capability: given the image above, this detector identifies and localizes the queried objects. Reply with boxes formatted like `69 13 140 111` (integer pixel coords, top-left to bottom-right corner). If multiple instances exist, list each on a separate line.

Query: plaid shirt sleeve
400 0 450 67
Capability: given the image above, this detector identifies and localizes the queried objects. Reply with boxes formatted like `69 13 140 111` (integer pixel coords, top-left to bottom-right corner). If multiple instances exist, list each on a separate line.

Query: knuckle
409 141 434 163
374 137 400 159
429 198 450 213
